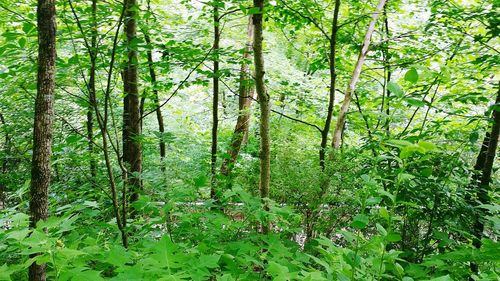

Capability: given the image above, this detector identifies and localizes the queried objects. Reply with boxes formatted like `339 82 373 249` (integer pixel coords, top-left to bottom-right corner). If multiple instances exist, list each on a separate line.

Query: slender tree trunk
0 113 6 210
87 0 98 188
220 15 255 177
383 6 391 135
470 86 500 274
210 2 220 199
123 0 142 205
0 113 9 174
29 1 56 280
144 1 166 171
319 0 340 171
253 0 271 234
332 0 387 149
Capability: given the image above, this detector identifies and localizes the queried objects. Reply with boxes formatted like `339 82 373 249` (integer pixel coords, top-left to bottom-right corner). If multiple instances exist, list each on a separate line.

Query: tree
220 15 255 177
471 86 500 274
29 0 56 280
332 0 387 149
143 0 166 170
87 0 98 188
253 0 271 234
123 0 142 205
210 0 221 199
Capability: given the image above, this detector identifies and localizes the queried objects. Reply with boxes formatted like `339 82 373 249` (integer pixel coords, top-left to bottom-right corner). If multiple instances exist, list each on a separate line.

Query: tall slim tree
253 0 271 234
319 0 341 170
210 0 221 199
123 0 142 205
332 0 387 148
144 0 166 170
29 0 56 280
471 87 500 274
87 0 98 187
220 15 255 177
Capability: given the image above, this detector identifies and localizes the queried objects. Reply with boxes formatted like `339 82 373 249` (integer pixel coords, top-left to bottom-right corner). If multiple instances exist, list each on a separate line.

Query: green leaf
247 7 262 15
194 175 207 187
386 232 402 242
387 82 404 97
404 68 419 83
406 98 425 107
469 131 479 143
18 38 26 48
376 223 387 236
379 207 390 220
351 214 369 229
22 22 35 34
267 261 290 281
5 229 31 241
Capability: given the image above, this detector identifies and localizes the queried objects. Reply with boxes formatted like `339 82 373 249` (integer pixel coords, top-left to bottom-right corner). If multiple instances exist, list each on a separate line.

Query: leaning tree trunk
210 1 221 199
332 0 387 149
29 0 56 280
470 86 500 275
319 0 340 171
123 0 142 206
144 1 166 171
253 0 271 234
220 15 255 177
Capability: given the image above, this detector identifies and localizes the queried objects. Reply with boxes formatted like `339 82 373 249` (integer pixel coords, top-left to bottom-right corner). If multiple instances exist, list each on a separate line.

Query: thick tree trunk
471 87 500 274
221 16 255 177
210 2 220 199
29 0 56 280
319 0 340 171
253 0 271 234
123 0 142 205
332 0 387 149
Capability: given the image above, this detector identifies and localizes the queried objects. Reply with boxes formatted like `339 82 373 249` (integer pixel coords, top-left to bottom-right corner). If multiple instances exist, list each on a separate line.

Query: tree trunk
332 0 387 149
123 0 142 205
319 0 340 171
29 0 56 280
220 15 255 177
0 113 10 174
210 2 220 199
253 0 271 234
144 1 166 171
471 86 500 274
87 0 97 188
383 6 391 135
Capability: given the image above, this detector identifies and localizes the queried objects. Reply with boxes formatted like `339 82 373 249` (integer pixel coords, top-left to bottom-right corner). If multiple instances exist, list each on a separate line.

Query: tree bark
220 15 255 177
87 0 97 188
253 0 271 234
144 1 166 171
471 86 500 274
319 0 340 170
210 1 221 199
29 0 56 280
332 0 387 149
123 0 142 205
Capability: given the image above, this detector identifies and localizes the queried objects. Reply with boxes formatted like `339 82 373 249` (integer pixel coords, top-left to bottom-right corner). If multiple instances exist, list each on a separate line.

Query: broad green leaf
404 68 419 83
386 233 402 242
351 214 369 229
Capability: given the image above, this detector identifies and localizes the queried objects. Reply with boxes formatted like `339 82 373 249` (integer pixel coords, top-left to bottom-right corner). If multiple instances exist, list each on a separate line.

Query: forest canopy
0 0 499 280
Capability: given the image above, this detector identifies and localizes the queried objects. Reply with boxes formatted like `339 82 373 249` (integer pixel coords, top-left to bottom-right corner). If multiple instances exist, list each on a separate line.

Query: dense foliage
0 0 499 280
